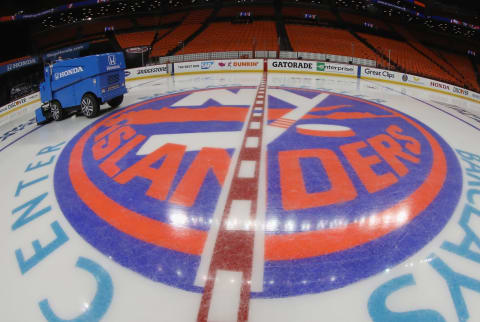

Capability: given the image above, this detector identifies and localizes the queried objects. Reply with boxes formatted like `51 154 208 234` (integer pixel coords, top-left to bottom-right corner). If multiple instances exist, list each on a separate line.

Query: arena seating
437 50 480 91
286 25 389 65
181 21 278 54
150 24 202 57
183 9 212 24
390 24 464 83
358 32 457 84
15 6 480 95
155 28 172 41
150 9 212 57
116 31 157 49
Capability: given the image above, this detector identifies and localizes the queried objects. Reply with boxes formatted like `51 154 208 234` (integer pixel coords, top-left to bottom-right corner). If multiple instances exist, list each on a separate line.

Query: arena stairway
167 8 219 57
344 27 401 70
275 0 292 51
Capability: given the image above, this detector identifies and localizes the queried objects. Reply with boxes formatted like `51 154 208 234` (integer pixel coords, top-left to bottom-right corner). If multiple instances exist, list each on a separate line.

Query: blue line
0 125 44 153
364 79 480 132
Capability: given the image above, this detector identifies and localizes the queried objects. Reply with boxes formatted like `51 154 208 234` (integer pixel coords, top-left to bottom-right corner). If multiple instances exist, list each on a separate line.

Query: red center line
197 72 268 322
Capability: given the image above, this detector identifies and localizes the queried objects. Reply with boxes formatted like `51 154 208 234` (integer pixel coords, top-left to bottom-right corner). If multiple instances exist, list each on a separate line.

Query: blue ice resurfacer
35 52 127 124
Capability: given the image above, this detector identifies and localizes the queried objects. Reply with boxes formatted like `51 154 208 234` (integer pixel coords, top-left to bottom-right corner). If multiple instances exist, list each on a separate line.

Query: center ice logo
54 87 461 297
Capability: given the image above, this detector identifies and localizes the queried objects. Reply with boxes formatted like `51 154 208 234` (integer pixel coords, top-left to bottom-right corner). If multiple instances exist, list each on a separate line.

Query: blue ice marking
39 256 113 322
368 274 445 322
15 221 69 274
429 254 480 322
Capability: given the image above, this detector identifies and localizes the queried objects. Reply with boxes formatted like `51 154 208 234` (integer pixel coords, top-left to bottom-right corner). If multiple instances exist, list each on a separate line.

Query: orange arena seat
181 21 278 54
150 10 212 57
151 24 202 57
116 31 157 49
359 32 457 84
390 24 464 83
183 9 212 24
437 50 480 91
286 25 386 65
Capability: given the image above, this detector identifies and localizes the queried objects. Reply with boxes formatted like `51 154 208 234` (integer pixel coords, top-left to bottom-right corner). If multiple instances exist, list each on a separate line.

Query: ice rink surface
1 72 480 322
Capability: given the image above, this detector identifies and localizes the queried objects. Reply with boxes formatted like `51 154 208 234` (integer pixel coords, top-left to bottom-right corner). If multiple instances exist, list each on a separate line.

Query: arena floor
1 72 480 322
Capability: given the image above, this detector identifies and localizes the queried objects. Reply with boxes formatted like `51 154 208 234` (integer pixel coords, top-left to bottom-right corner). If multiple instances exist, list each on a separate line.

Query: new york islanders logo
54 86 461 297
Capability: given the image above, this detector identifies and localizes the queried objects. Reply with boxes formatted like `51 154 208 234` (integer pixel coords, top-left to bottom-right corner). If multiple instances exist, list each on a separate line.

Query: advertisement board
315 61 357 75
125 47 150 54
0 57 40 75
0 92 41 126
43 42 90 62
360 66 479 102
124 65 168 81
361 67 400 82
174 59 263 74
399 73 430 87
268 59 357 76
